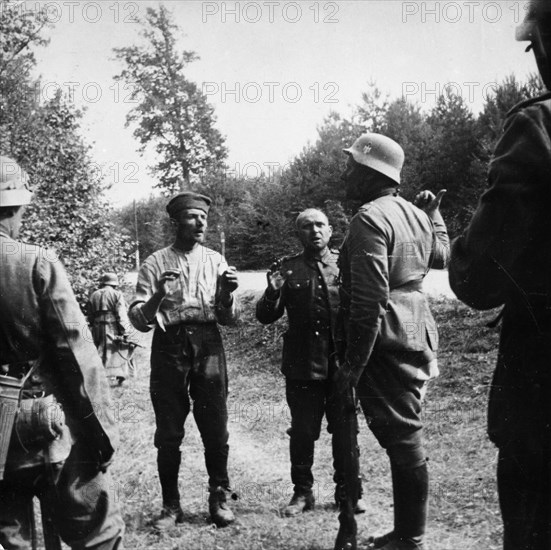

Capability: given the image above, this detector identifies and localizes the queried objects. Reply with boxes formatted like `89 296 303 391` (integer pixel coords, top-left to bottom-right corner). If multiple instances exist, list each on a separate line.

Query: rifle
333 381 360 550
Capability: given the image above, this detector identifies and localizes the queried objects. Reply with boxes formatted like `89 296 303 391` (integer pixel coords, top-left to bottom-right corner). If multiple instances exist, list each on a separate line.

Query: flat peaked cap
166 192 212 217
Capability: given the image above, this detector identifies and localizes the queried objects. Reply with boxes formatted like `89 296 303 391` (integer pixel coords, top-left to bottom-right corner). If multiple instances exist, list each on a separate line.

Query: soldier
0 155 124 549
449 2 551 549
256 208 366 517
88 272 134 386
334 135 449 550
128 192 239 530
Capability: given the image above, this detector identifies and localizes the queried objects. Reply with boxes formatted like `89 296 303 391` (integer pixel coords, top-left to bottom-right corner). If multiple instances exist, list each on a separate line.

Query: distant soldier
0 155 124 549
128 192 239 530
256 208 366 518
335 135 449 550
88 272 135 386
449 2 551 549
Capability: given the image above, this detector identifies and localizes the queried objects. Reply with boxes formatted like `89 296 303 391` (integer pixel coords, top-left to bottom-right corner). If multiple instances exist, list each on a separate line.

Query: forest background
0 1 544 303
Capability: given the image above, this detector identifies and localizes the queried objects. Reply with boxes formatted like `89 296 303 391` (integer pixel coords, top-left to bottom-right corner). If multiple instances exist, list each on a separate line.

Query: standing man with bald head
129 192 239 530
256 208 366 518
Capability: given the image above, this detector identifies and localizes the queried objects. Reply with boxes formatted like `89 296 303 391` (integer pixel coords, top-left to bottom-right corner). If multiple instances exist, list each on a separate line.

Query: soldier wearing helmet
87 272 135 386
334 135 449 550
449 1 551 549
0 156 124 549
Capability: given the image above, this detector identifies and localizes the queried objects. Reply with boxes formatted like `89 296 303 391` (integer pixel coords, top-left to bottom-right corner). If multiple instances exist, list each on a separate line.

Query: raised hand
220 266 239 294
158 269 181 297
267 269 292 293
414 189 447 217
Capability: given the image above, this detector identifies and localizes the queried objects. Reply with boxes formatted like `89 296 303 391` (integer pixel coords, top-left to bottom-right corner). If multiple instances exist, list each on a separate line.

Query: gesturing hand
414 189 447 217
158 269 181 297
220 266 239 294
267 269 292 293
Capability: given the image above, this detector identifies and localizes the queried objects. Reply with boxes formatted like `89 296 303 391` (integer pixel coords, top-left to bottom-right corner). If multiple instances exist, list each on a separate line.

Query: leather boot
335 476 367 514
157 448 181 507
369 461 428 550
153 504 185 532
334 483 358 550
209 486 235 527
283 491 315 517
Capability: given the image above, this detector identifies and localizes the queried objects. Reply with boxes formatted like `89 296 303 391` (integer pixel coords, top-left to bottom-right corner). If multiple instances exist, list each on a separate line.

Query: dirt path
111 300 500 550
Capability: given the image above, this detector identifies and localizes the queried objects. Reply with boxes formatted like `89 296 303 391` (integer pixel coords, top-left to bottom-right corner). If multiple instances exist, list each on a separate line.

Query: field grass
103 292 503 550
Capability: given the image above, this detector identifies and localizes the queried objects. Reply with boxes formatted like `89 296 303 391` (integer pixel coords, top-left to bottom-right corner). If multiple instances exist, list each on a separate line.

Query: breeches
150 323 230 488
357 349 428 468
0 442 124 550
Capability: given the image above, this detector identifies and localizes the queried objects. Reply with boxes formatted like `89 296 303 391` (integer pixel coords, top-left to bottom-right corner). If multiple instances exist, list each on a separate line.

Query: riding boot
389 460 428 549
334 482 358 550
157 447 181 508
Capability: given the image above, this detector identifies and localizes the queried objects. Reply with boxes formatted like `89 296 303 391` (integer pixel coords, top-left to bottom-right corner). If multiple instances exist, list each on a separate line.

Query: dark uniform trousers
150 322 230 507
256 249 344 496
491 313 551 550
286 374 346 494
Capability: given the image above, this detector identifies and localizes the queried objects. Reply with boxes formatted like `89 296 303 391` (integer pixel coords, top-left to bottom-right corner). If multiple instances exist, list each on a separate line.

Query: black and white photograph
1 1 550 549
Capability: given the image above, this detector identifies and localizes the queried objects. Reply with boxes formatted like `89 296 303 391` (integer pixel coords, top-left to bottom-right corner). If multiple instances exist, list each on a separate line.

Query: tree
1 0 133 306
114 5 227 195
478 73 544 158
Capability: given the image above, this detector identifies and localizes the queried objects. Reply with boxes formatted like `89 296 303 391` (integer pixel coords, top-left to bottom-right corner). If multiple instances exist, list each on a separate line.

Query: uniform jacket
449 92 551 445
129 243 238 332
340 192 449 382
256 248 340 380
0 230 118 471
88 285 132 377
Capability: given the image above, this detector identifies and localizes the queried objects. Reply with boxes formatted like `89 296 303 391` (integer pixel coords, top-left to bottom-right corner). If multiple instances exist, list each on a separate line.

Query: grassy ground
102 292 503 550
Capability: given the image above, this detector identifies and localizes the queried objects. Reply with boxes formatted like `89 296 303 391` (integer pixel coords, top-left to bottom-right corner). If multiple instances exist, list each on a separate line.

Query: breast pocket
285 279 311 310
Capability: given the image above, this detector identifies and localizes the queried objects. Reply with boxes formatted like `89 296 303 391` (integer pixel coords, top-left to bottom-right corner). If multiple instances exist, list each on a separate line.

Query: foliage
477 73 544 159
114 71 544 268
113 5 227 195
0 0 133 306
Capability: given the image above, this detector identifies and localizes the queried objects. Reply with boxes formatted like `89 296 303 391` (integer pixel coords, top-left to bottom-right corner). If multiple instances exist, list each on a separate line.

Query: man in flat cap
129 191 239 530
449 2 551 548
334 135 449 550
0 155 124 549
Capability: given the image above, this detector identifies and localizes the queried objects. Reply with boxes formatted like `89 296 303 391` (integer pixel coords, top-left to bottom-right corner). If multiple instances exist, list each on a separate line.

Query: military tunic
449 93 551 550
340 191 449 454
0 230 124 549
256 248 346 494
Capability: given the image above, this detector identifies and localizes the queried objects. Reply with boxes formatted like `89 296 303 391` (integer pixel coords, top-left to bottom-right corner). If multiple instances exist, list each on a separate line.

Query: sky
23 0 538 205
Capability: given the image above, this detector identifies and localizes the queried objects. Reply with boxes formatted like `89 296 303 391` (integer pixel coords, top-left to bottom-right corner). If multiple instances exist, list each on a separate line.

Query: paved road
126 269 456 300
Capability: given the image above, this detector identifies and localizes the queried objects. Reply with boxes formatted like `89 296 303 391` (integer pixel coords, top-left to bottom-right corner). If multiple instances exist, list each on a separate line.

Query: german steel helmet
516 0 551 41
0 156 33 207
343 133 405 185
100 272 119 287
